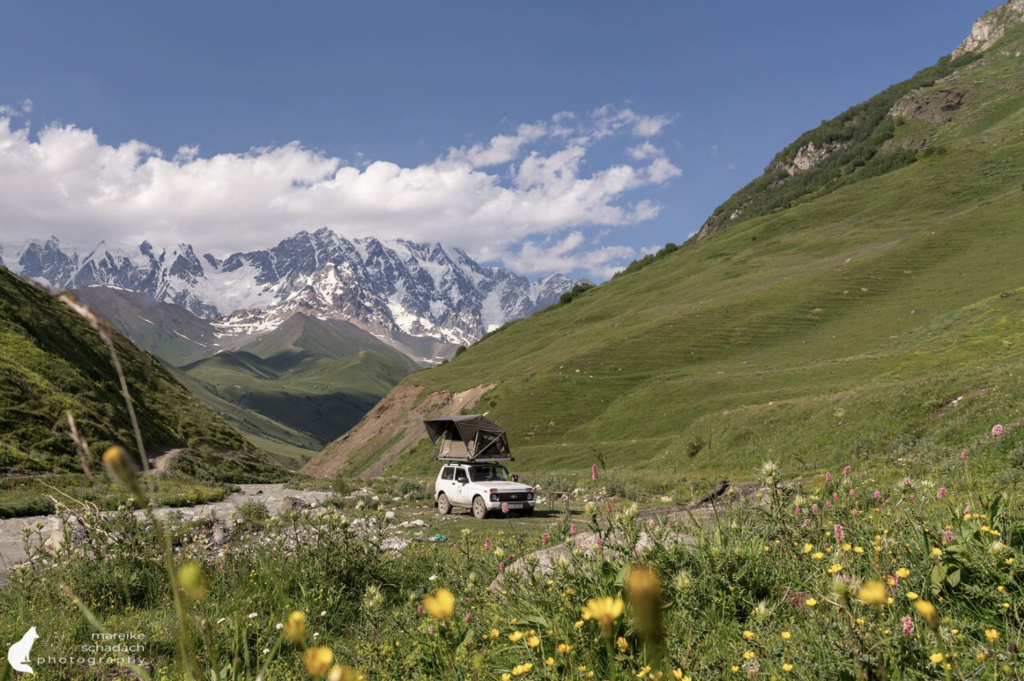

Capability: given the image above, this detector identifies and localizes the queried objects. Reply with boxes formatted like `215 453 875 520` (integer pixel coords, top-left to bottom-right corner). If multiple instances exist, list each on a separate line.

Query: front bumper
483 498 535 511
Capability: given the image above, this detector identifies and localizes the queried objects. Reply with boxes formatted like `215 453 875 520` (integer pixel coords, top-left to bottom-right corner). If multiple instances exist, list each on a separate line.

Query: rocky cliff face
952 0 1024 58
0 229 578 347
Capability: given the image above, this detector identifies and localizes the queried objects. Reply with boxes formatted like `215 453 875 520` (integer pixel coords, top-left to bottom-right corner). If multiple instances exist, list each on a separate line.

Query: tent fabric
424 415 512 460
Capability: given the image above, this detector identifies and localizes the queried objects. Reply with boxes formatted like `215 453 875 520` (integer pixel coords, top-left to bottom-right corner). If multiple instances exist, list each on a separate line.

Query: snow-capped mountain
0 228 578 346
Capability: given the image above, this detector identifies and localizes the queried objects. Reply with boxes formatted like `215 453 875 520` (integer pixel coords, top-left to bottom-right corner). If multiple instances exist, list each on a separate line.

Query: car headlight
527 493 534 501
490 494 499 502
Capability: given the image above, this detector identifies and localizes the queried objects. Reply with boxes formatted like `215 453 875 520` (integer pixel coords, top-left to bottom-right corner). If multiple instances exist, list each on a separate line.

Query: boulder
281 496 312 512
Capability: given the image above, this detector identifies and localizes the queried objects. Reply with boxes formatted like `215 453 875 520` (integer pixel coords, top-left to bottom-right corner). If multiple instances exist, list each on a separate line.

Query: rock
371 496 380 502
281 496 312 512
385 511 396 521
43 515 87 555
212 524 226 545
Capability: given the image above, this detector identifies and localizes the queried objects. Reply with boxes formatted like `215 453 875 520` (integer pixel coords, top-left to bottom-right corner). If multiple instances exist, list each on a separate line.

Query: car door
452 467 470 506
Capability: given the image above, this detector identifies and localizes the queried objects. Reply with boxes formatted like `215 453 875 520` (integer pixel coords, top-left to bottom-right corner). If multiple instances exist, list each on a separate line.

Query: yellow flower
626 565 661 599
557 643 573 654
906 592 919 601
574 620 584 629
636 666 651 678
782 663 794 673
423 588 455 619
985 629 1000 643
326 665 360 681
781 631 791 640
811 552 825 560
616 636 628 652
512 662 533 676
284 611 307 642
853 546 864 554
929 652 944 665
914 600 940 630
490 628 500 639
508 631 523 642
804 598 818 607
102 445 135 484
731 666 739 673
802 543 813 554
303 647 334 677
582 596 625 625
527 634 540 649
742 630 755 641
827 563 842 574
931 547 942 557
895 568 910 578
673 671 687 681
502 675 512 681
858 581 887 606
1006 558 1015 566
545 657 554 666
743 651 755 660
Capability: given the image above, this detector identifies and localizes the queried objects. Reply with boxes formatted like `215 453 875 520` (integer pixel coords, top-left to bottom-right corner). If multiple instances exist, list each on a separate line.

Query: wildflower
895 568 910 578
499 561 505 572
178 562 207 601
582 596 624 626
616 636 628 652
851 509 859 516
1006 558 1015 566
802 543 813 554
545 657 554 666
929 652 944 665
992 424 1004 437
857 581 887 606
901 616 914 635
781 631 791 640
811 552 825 560
849 488 855 496
906 592 919 601
914 601 939 630
502 675 511 681
834 524 845 543
592 463 599 481
825 472 832 482
960 450 969 461
423 588 455 619
825 501 832 509
903 477 911 488
803 519 810 526
557 643 572 654
795 505 802 516
936 487 947 500
484 538 491 551
465 612 472 623
742 630 755 641
812 503 819 514
674 571 692 591
833 492 839 502
541 533 549 545
527 634 540 648
284 611 307 642
985 629 1000 643
854 546 864 554
873 490 881 500
804 598 817 607
782 663 794 673
326 666 360 681
673 671 689 681
828 563 842 574
502 502 509 514
844 465 851 476
570 523 577 536
102 446 135 485
943 530 953 543
303 647 334 677
508 630 524 642
931 547 942 557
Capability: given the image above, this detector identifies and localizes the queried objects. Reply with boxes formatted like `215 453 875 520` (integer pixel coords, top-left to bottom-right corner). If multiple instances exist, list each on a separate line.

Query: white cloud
592 105 674 139
0 104 681 278
626 141 664 161
20 99 33 114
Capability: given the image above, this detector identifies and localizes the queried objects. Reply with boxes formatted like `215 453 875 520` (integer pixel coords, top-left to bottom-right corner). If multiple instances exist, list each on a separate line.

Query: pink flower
943 530 953 543
901 616 914 635
812 504 819 514
484 538 491 551
417 605 423 615
992 424 1004 437
843 465 851 477
834 524 845 543
903 477 912 488
465 612 472 623
541 533 549 545
964 506 971 514
499 561 505 572
833 492 839 502
909 494 916 502
960 450 969 461
648 519 655 530
849 488 855 497
595 536 603 547
891 574 900 587
803 519 811 526
795 505 802 516
825 472 832 482
850 508 859 516
570 523 577 536
501 502 509 514
428 626 434 635
873 490 881 500
825 501 832 509
592 464 599 481
936 488 947 500
606 501 613 514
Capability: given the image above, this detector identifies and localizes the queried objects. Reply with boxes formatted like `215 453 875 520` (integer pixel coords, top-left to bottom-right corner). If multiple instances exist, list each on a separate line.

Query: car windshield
469 465 510 482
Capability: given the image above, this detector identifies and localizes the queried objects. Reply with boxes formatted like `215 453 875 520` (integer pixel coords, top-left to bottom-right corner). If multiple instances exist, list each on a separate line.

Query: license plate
507 503 524 509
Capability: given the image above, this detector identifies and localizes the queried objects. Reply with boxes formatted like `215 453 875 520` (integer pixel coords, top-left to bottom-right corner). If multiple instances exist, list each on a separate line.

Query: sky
0 1 999 280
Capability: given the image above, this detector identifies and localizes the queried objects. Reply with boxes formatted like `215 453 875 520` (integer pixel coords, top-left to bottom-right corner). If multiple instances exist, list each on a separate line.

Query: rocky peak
952 0 1024 58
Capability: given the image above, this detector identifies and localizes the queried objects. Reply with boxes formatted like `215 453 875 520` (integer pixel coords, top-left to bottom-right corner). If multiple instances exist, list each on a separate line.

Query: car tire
472 496 488 520
437 493 451 515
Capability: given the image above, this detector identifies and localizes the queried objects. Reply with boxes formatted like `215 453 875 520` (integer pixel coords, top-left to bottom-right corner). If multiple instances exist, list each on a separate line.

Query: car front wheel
472 496 488 520
437 493 451 515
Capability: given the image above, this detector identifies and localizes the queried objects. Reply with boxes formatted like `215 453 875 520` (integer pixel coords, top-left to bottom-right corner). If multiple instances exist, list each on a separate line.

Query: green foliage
613 242 678 279
558 282 596 305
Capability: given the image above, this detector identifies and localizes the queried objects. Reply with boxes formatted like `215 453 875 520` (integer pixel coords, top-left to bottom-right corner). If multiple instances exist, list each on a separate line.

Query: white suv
434 462 535 520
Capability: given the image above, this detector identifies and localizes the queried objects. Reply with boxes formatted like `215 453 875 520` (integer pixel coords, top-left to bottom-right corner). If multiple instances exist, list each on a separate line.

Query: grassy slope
0 268 280 478
182 314 419 450
323 27 1024 481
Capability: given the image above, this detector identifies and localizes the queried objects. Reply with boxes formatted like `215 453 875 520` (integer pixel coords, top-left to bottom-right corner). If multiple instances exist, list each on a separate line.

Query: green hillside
182 314 419 453
308 20 1024 482
0 267 275 478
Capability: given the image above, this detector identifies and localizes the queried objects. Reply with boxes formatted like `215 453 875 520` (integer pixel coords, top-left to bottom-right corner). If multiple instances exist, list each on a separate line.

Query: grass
313 26 1024 485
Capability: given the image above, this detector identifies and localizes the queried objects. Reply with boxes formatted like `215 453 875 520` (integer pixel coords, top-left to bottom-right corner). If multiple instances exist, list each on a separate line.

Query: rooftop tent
424 414 513 461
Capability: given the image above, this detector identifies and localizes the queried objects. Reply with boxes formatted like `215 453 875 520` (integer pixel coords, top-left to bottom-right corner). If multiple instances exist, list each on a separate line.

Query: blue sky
0 1 997 279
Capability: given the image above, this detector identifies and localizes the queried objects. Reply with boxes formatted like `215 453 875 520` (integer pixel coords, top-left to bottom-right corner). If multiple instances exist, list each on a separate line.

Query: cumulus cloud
0 104 680 278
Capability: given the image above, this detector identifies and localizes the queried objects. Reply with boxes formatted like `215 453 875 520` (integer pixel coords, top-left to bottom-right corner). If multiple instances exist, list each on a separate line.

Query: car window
470 466 509 482
455 469 468 483
441 467 454 481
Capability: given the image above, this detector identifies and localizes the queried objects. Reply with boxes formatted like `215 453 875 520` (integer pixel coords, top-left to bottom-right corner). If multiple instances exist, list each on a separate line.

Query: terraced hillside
306 17 1024 481
0 268 277 479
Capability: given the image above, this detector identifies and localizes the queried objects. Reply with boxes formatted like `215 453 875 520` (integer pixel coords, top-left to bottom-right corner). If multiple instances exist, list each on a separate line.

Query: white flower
262 648 269 655
216 618 226 625
248 612 258 619
320 610 327 617
313 632 320 638
429 574 438 581
275 623 283 630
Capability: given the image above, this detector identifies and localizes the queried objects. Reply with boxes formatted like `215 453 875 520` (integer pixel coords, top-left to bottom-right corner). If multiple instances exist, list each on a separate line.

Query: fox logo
7 627 39 675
